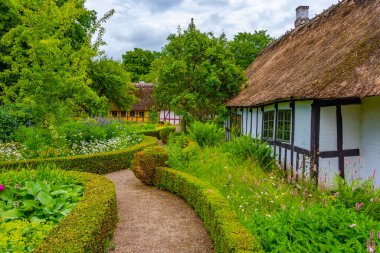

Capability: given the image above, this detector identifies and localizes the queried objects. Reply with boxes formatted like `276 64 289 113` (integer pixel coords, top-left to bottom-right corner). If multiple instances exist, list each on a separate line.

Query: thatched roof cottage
226 0 380 187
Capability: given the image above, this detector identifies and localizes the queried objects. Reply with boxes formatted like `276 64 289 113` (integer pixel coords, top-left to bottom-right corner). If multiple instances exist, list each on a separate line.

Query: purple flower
0 184 5 192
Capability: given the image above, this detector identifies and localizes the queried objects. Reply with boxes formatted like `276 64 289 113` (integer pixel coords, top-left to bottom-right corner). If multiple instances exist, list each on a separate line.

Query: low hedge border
35 171 117 252
154 167 263 253
0 136 157 174
139 126 176 141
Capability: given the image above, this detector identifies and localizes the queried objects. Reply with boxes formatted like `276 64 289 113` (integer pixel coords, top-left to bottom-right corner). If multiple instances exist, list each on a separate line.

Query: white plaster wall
342 105 361 150
257 110 263 138
319 158 339 189
294 101 312 150
319 106 337 151
344 156 363 185
159 110 181 125
359 96 380 187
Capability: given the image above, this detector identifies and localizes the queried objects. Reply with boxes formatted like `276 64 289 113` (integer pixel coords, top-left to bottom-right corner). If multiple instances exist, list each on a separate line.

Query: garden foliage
132 146 168 185
0 136 157 174
154 167 262 253
188 121 224 147
166 136 380 252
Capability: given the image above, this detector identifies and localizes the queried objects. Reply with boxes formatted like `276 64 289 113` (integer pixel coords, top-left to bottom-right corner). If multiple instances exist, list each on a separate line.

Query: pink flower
0 184 5 192
355 202 364 211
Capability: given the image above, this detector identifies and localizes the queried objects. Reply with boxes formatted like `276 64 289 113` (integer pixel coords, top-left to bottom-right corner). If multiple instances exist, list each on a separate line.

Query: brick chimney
295 6 310 28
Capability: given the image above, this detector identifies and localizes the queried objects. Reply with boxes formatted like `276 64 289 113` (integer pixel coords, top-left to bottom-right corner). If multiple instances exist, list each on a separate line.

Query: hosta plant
0 180 83 223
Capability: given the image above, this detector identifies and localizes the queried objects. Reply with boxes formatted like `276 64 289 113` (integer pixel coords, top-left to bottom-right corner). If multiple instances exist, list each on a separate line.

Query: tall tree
153 19 245 128
122 48 160 82
229 31 273 69
89 58 137 110
0 0 108 127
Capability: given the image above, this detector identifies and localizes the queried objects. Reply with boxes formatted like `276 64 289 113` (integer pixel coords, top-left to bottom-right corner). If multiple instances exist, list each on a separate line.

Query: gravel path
106 169 213 253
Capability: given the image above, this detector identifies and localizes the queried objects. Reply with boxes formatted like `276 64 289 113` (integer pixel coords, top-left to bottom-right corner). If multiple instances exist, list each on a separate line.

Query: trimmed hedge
139 126 176 141
35 171 117 252
154 167 263 253
0 136 157 174
132 146 168 186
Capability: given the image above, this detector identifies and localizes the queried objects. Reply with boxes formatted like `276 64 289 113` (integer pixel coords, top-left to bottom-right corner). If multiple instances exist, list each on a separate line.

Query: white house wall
293 101 312 150
319 106 337 152
159 110 181 125
359 96 380 187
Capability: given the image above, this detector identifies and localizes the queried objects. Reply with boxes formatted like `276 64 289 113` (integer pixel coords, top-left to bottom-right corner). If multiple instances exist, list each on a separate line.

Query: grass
168 135 380 252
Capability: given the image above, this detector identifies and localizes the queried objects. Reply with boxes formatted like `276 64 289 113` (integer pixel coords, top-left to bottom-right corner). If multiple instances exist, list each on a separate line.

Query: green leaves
153 19 245 123
0 179 83 222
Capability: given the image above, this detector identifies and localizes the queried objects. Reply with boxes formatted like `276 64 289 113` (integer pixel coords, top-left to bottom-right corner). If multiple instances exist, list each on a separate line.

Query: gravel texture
106 169 213 253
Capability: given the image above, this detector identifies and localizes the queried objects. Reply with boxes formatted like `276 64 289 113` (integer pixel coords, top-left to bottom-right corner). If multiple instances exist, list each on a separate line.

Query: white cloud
85 0 339 59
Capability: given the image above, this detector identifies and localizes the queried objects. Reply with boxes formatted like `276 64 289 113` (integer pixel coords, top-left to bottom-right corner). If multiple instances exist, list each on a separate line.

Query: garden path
106 169 213 253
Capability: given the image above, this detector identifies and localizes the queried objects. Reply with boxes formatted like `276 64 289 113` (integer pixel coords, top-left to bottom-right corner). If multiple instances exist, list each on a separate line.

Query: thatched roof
131 83 154 111
227 0 380 107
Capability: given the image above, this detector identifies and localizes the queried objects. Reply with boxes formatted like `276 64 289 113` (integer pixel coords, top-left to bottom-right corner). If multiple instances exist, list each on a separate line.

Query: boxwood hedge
154 167 263 253
34 171 117 252
0 136 157 174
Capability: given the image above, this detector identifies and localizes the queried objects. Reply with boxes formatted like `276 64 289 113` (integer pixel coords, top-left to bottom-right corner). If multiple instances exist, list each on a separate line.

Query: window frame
121 111 126 117
130 111 135 117
139 111 145 118
262 110 275 140
111 111 118 117
276 109 292 143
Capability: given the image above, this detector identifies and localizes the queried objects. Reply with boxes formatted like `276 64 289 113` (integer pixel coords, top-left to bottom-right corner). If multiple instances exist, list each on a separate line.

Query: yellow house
110 82 154 122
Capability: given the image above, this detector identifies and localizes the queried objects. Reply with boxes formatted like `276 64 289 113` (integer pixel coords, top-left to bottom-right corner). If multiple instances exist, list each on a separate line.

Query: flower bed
167 135 380 252
0 136 157 174
0 168 116 252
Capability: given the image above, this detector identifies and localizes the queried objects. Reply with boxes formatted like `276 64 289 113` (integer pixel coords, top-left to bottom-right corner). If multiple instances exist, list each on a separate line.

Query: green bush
224 135 275 172
132 146 168 186
159 127 175 144
139 126 176 140
154 167 262 253
167 133 199 170
34 171 117 253
0 105 32 143
188 121 224 147
0 136 157 174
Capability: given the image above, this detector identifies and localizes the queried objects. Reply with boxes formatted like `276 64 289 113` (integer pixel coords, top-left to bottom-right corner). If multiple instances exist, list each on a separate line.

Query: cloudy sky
85 0 339 59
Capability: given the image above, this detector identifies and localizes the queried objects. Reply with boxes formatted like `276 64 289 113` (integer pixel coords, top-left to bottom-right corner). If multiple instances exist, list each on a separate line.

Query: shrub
139 126 176 140
154 167 262 253
159 127 175 144
188 121 224 147
0 136 158 174
0 105 32 142
224 135 275 172
132 146 168 186
34 171 117 253
167 133 198 170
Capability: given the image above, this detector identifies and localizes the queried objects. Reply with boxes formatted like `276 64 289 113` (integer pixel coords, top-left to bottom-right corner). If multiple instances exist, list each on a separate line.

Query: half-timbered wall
159 110 181 125
359 97 380 188
226 97 380 188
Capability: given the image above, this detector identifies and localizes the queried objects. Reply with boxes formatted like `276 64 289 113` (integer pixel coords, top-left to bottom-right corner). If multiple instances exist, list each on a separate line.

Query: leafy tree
122 48 160 82
153 19 245 129
229 31 273 69
88 58 137 110
0 0 108 128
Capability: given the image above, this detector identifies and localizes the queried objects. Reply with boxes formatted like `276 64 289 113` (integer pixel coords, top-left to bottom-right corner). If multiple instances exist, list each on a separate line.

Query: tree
88 58 137 110
153 19 245 128
229 31 273 69
122 48 160 82
0 0 108 128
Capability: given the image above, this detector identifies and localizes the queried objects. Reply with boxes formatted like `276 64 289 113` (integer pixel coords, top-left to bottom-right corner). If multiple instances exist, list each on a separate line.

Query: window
121 111 126 117
139 111 145 118
277 109 291 143
263 111 275 140
111 111 117 117
130 111 135 117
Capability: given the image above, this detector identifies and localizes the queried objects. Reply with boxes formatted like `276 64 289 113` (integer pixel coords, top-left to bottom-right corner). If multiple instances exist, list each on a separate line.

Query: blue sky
85 0 339 59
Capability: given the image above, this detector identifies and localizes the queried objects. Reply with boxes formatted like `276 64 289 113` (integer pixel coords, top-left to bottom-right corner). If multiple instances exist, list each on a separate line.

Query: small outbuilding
110 82 181 125
225 0 380 187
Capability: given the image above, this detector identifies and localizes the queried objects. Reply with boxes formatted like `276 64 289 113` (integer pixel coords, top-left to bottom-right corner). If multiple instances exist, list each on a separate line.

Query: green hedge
139 126 176 141
35 171 117 252
0 136 157 174
154 167 262 253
